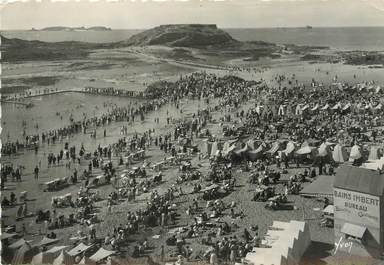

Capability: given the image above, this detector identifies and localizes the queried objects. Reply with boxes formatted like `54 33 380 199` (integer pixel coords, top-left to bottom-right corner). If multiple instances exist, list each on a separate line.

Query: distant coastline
31 26 112 31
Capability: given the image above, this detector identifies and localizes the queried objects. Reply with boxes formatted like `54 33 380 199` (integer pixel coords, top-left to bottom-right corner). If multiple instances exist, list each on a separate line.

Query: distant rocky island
2 24 381 66
32 26 112 31
121 24 238 47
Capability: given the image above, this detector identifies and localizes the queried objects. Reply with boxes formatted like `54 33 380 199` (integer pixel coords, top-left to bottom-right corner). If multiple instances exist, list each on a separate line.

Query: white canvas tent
332 144 348 163
244 220 311 265
78 256 96 265
296 146 316 155
67 243 93 256
368 146 382 160
321 103 329 110
89 247 115 262
349 145 362 161
53 250 74 265
361 157 384 171
9 239 34 250
31 251 55 265
283 141 296 155
46 246 69 254
317 143 330 157
311 104 319 111
210 141 219 157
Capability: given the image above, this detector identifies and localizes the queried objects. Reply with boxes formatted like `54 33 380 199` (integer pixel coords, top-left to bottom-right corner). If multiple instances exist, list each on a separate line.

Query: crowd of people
2 69 383 265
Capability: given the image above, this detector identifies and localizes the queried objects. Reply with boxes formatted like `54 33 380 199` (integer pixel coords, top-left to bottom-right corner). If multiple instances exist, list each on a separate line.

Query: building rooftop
334 164 384 197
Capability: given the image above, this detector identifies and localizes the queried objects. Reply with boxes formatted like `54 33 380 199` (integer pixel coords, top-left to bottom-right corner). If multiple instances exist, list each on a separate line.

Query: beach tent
46 246 69 254
317 143 331 157
11 242 39 265
31 251 55 265
1 232 17 240
295 146 316 155
376 86 382 94
323 205 335 216
78 256 96 265
331 103 340 110
246 139 257 150
342 103 351 111
321 104 329 110
295 104 303 115
368 146 382 160
35 236 59 247
222 144 237 157
361 157 384 171
210 141 218 157
222 139 237 154
53 250 74 265
247 143 267 161
278 105 286 116
234 144 250 157
283 141 296 156
332 144 348 163
349 145 362 162
311 104 319 111
67 243 93 257
89 248 115 263
266 141 280 155
301 104 309 112
245 221 311 265
106 257 119 265
9 239 34 250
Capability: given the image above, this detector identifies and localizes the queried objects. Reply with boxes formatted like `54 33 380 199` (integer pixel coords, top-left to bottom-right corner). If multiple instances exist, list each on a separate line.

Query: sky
1 0 384 30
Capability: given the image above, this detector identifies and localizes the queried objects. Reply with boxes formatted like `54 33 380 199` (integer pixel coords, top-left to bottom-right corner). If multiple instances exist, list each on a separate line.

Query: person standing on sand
34 165 39 180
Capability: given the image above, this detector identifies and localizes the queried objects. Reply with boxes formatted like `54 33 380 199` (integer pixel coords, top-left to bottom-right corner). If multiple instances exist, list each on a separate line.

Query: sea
2 27 384 51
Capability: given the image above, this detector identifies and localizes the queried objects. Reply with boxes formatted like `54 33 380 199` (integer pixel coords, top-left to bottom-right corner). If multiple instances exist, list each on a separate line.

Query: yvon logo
334 237 353 255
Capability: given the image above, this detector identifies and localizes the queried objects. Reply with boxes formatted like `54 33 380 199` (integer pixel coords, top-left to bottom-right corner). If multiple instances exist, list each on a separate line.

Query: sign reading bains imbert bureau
334 188 380 228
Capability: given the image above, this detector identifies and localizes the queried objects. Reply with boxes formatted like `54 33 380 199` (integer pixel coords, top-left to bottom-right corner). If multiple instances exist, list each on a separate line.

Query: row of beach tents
202 138 384 165
256 101 383 117
4 236 116 265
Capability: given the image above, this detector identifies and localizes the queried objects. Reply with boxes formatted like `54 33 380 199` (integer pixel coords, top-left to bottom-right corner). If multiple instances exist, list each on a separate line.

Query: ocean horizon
2 26 384 51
